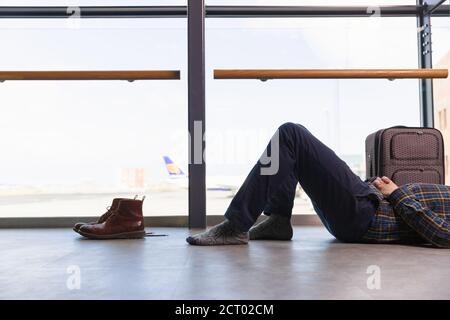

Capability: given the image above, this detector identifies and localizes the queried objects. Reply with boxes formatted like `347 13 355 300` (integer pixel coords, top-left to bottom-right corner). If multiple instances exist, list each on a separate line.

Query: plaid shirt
362 182 450 248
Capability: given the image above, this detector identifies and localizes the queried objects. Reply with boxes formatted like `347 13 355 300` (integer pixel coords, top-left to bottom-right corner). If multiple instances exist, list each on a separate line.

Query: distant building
121 168 150 189
434 51 450 184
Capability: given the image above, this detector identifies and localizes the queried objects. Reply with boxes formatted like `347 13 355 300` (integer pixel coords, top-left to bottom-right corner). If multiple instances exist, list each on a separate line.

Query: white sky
0 1 448 187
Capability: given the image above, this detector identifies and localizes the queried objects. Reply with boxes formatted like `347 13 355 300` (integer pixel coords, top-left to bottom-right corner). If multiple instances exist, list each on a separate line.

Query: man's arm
388 188 450 248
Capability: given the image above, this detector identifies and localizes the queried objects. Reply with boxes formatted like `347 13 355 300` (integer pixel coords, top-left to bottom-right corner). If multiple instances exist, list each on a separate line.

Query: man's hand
372 176 399 197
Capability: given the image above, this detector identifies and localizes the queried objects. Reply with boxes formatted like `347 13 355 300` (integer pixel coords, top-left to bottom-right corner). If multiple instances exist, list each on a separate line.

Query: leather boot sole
73 222 94 233
73 224 90 233
73 225 86 233
77 229 146 240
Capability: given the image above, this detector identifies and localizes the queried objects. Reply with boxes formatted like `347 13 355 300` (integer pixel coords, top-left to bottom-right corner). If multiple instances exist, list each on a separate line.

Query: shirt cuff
387 187 415 207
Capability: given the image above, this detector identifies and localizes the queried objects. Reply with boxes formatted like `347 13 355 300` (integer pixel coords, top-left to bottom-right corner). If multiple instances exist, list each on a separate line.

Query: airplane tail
163 156 185 177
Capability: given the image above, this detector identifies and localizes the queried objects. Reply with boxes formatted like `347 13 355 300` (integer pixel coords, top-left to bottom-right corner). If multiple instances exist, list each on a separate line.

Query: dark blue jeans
224 122 377 242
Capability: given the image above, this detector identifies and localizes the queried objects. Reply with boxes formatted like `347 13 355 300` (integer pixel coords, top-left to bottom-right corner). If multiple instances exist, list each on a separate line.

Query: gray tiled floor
0 227 449 300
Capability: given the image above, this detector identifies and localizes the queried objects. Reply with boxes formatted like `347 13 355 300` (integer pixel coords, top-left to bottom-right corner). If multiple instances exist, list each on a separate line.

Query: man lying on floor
187 122 450 248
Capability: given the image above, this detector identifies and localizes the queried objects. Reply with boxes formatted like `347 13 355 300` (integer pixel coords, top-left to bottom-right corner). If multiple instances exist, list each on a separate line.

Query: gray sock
186 220 249 246
249 214 293 241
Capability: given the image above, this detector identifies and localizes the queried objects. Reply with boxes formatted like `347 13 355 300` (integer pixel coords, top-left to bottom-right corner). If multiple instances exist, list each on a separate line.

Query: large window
432 17 450 184
0 3 446 220
206 17 420 215
0 18 188 217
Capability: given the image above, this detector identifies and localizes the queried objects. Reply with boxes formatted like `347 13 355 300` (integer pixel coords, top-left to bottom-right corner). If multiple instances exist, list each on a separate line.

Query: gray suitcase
365 126 445 185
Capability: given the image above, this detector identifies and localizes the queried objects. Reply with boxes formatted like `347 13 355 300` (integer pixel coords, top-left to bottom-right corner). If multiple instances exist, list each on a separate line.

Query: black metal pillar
417 0 437 128
188 0 206 228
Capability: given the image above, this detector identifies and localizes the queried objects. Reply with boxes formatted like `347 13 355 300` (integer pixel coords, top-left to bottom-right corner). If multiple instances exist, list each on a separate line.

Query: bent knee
278 122 305 132
278 122 308 137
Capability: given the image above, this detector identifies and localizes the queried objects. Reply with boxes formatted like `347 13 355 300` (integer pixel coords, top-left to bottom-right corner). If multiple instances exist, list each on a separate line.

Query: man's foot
186 220 249 246
249 214 293 240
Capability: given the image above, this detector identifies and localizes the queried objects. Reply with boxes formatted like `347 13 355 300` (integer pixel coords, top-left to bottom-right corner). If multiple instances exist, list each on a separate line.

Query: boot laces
107 207 124 220
98 206 114 222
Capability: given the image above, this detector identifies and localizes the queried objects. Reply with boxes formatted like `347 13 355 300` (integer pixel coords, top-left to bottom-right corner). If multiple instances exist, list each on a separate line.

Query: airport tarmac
0 190 315 218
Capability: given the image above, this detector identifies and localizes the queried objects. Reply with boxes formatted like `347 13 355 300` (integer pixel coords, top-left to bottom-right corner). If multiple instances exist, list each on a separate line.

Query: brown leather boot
78 198 146 239
73 198 124 233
